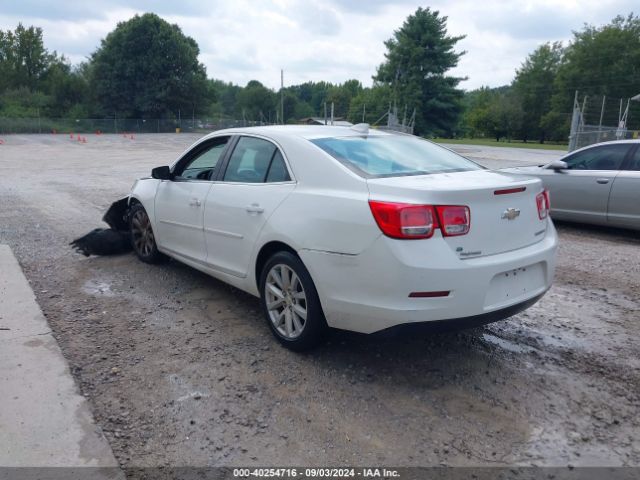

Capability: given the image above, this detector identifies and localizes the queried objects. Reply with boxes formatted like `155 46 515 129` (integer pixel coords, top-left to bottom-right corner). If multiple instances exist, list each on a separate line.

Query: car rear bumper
299 220 557 334
372 291 546 337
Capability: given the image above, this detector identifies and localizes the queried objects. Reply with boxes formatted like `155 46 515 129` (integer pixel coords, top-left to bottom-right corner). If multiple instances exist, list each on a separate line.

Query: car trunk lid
366 170 548 258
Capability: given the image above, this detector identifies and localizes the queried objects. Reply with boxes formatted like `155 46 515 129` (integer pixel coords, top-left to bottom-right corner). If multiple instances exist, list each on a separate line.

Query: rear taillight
536 189 550 219
368 201 470 239
368 201 437 239
436 205 471 236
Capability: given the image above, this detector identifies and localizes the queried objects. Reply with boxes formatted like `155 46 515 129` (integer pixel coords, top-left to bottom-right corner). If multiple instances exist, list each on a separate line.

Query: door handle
189 198 202 207
596 178 610 184
246 203 264 214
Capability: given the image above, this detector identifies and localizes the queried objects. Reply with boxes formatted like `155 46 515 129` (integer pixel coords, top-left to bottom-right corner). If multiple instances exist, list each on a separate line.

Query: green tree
236 80 275 122
326 79 363 118
90 13 208 118
347 85 393 125
512 42 563 143
0 24 50 91
549 14 640 136
209 79 242 117
373 7 466 136
462 86 522 141
41 59 90 117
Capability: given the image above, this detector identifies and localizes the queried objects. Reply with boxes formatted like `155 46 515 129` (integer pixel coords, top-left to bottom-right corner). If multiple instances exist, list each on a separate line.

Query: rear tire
260 251 327 351
129 203 168 264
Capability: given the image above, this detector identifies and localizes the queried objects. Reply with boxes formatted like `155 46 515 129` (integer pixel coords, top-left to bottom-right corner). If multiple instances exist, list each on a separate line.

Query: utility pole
281 69 284 125
324 102 327 125
362 104 366 123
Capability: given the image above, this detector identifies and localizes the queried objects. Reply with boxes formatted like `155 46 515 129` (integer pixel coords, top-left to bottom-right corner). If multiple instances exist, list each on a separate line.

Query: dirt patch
1 134 638 468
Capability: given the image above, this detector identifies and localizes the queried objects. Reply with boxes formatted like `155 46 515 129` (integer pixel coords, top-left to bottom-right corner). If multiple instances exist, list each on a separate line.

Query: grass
432 137 568 151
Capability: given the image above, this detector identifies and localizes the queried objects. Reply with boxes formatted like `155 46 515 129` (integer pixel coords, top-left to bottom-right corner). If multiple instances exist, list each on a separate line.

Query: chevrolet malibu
126 125 557 350
502 140 640 231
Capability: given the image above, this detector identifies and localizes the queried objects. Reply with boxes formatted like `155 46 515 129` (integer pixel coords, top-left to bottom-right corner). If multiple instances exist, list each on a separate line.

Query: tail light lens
368 201 437 239
536 190 550 219
436 206 471 236
369 201 470 239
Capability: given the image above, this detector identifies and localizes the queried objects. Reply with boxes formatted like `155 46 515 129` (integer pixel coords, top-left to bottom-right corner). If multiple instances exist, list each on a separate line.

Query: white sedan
127 125 558 350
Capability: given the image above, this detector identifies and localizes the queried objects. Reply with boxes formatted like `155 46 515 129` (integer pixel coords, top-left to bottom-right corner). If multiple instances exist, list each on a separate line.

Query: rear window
310 135 482 178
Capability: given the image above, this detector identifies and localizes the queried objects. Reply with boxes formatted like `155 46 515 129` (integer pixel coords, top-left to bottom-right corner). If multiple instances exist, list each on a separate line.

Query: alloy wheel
265 264 308 339
131 209 155 257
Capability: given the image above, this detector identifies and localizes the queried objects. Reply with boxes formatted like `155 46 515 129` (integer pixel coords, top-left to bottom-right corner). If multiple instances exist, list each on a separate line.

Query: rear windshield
310 135 482 178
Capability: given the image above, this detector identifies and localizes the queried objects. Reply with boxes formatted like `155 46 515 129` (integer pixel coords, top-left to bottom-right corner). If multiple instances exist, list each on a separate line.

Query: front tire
129 203 168 264
260 251 327 351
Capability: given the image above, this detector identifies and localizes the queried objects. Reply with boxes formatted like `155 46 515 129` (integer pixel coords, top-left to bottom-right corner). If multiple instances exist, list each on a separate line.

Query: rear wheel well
255 241 298 291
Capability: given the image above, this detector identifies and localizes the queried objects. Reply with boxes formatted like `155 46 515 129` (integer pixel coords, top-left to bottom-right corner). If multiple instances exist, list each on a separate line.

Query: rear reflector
409 291 450 298
494 187 526 195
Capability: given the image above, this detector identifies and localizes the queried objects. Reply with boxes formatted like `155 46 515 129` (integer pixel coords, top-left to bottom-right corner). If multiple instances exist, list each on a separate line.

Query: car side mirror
151 166 172 180
548 160 568 171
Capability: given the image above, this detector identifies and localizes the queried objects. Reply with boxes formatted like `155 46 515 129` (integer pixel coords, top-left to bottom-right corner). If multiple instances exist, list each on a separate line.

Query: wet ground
0 134 638 468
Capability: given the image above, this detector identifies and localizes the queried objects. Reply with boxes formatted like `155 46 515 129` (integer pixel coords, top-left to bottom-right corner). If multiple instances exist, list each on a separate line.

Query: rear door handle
189 198 202 207
246 203 264 214
596 178 610 184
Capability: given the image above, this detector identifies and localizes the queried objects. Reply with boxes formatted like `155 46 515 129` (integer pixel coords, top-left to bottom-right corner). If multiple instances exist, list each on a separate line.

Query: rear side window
265 151 291 182
564 144 629 171
624 147 640 171
310 135 481 178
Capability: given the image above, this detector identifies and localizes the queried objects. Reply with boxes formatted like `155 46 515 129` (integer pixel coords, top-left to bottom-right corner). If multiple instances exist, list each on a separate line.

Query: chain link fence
568 93 640 151
0 117 271 135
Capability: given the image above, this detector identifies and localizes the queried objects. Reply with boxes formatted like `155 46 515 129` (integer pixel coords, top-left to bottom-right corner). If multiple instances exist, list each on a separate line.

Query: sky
0 0 637 91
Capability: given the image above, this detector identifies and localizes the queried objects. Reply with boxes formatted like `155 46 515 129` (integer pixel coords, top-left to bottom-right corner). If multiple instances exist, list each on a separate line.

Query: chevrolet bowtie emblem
502 208 521 220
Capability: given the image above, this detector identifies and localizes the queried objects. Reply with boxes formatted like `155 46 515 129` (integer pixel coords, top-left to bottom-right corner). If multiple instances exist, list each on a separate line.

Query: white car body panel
366 170 548 258
128 126 558 334
204 182 296 278
155 180 212 261
301 226 556 333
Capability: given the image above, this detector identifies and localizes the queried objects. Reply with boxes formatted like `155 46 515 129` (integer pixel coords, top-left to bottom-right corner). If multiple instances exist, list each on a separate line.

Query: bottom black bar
0 467 639 480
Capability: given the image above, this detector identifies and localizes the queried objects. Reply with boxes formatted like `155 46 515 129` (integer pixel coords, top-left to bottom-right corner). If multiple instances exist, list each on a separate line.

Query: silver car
503 140 640 231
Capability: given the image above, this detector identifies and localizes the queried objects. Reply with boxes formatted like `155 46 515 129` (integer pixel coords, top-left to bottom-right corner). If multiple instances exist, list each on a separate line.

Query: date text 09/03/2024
232 468 400 478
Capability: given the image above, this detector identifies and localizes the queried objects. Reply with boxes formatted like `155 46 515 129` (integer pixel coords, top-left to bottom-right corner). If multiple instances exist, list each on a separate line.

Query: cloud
286 1 342 35
0 0 638 91
0 0 214 20
326 0 417 15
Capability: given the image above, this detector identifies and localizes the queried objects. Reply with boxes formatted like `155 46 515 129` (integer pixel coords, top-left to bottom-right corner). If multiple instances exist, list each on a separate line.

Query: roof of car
577 139 640 147
201 124 395 141
566 138 640 156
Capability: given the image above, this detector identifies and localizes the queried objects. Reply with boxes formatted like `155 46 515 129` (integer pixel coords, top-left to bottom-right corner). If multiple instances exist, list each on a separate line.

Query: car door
203 135 296 277
607 144 640 229
154 136 230 262
542 143 630 224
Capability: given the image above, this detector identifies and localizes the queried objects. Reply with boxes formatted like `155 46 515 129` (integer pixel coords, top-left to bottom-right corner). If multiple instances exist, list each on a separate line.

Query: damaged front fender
102 196 130 232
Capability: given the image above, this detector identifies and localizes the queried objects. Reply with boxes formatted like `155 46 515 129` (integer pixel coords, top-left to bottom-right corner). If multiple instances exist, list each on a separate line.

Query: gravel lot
0 133 639 468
